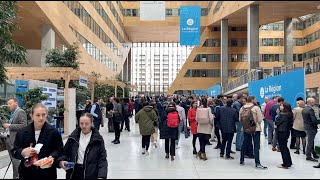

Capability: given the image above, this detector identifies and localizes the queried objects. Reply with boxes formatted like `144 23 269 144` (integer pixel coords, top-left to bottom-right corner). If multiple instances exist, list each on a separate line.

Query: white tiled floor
1 118 320 179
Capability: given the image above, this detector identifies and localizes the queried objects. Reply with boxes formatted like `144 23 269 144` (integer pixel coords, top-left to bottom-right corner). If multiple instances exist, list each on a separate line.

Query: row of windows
184 69 220 77
193 54 221 62
260 14 320 31
203 39 247 47
228 69 247 77
260 38 284 46
123 8 209 17
71 27 117 71
63 1 124 60
294 29 320 46
211 27 247 32
90 1 129 51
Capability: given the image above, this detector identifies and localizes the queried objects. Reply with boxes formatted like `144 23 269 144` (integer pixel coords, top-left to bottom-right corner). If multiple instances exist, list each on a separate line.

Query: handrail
222 56 320 93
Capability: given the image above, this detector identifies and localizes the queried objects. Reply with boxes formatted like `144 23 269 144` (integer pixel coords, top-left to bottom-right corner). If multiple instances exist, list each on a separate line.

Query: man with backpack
121 98 131 132
239 96 267 169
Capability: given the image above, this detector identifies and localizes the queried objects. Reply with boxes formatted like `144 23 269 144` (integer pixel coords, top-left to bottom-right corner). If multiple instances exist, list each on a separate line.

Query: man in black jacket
219 99 239 159
107 97 115 132
90 97 104 130
302 98 319 162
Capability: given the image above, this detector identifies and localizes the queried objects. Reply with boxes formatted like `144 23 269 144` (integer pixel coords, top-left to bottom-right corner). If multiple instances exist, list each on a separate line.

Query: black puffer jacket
58 127 108 179
159 107 179 140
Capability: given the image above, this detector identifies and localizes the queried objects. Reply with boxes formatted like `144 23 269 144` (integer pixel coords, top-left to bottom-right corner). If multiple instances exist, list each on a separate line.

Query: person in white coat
174 99 186 149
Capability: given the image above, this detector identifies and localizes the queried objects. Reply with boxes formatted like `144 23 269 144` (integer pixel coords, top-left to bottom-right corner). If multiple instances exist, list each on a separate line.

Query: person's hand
3 123 10 129
22 147 36 158
59 160 70 171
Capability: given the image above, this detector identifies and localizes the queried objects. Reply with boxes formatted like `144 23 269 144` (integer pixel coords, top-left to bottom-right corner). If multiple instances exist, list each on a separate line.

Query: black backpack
122 103 130 117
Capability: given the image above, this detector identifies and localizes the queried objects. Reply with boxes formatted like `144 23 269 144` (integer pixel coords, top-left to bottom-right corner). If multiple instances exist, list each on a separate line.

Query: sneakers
277 164 289 169
240 162 245 166
230 150 236 154
294 150 300 155
145 151 149 156
142 148 146 154
153 143 157 148
256 164 268 169
165 153 169 159
313 154 319 159
306 157 318 162
176 145 180 149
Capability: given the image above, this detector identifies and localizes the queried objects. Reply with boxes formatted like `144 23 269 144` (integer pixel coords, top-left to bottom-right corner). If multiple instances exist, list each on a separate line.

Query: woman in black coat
58 113 108 179
159 102 179 161
276 102 293 169
11 103 63 179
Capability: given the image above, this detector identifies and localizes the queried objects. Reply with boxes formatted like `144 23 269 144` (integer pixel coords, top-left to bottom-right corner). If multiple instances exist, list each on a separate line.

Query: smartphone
64 162 75 168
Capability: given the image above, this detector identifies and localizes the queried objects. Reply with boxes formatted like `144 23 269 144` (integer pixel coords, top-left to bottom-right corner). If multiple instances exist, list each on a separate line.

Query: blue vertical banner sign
249 68 305 109
180 6 201 46
208 84 221 97
15 80 29 106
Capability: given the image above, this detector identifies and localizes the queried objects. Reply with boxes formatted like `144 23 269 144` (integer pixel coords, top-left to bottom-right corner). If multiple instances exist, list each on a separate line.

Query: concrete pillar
284 18 293 66
220 19 228 90
247 5 259 81
41 24 55 67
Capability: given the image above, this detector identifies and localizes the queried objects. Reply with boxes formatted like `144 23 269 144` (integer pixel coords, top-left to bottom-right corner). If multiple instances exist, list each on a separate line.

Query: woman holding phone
58 113 108 179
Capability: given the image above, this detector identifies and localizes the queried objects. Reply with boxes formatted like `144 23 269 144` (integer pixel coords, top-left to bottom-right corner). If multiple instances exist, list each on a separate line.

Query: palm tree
0 1 27 85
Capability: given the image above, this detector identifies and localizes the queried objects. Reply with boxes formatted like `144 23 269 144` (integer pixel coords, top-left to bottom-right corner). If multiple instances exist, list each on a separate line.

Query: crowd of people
2 92 320 179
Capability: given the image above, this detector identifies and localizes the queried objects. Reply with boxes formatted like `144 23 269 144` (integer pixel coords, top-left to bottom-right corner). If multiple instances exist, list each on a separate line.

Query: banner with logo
180 6 201 46
208 84 221 97
42 87 57 110
15 80 29 106
194 90 207 96
79 76 88 88
140 1 165 21
248 68 305 108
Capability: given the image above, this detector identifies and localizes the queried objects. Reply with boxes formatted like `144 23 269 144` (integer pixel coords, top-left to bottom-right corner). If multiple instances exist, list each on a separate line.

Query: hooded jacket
135 105 158 136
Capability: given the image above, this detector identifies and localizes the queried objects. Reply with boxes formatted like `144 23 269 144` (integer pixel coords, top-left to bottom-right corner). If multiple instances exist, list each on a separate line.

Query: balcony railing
222 56 320 93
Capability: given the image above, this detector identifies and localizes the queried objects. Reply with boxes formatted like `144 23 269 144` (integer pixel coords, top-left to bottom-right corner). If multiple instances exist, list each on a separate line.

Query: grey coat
7 108 27 145
302 106 318 130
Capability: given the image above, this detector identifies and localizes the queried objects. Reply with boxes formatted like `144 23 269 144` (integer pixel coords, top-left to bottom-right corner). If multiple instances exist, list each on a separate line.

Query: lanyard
10 107 20 124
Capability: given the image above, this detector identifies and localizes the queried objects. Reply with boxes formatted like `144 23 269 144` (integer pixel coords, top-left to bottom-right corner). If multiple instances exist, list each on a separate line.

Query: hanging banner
79 76 88 88
140 1 165 21
180 6 201 46
249 68 305 108
208 84 221 97
15 80 29 107
194 90 207 96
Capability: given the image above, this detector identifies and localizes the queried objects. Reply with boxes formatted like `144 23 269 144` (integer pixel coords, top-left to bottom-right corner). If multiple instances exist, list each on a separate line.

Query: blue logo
208 84 221 97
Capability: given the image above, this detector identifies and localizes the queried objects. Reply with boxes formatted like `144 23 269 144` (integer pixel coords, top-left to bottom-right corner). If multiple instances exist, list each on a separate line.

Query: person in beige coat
292 100 306 154
239 96 267 169
196 98 213 161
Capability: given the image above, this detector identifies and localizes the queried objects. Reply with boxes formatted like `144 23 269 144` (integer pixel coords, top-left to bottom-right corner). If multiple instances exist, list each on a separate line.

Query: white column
41 24 55 67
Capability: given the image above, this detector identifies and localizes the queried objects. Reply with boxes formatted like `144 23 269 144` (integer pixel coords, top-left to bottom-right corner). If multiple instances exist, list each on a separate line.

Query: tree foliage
0 1 27 85
45 42 80 70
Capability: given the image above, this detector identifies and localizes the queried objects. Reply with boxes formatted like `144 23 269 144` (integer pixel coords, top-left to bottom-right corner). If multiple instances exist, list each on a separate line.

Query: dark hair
190 101 197 109
213 99 221 106
114 97 120 103
217 94 223 99
281 102 293 117
31 103 48 115
278 97 285 103
296 97 304 101
143 101 150 107
7 97 18 102
242 97 248 102
167 102 176 109
226 98 233 107
124 98 129 103
80 113 93 123
247 96 255 103
173 98 180 104
201 98 208 108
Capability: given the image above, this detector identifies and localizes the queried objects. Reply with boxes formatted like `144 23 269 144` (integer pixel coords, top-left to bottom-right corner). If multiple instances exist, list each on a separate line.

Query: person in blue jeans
232 94 243 151
239 96 267 169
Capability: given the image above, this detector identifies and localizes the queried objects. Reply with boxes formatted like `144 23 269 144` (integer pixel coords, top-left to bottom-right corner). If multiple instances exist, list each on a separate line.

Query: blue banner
208 84 221 97
194 90 207 96
180 6 200 46
15 80 29 106
249 68 305 108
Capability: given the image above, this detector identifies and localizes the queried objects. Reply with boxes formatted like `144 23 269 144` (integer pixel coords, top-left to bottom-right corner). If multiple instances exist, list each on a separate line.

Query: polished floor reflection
1 118 320 179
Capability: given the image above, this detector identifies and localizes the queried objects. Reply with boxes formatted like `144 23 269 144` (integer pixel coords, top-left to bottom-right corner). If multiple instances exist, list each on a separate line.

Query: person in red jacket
128 100 134 117
188 101 198 155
